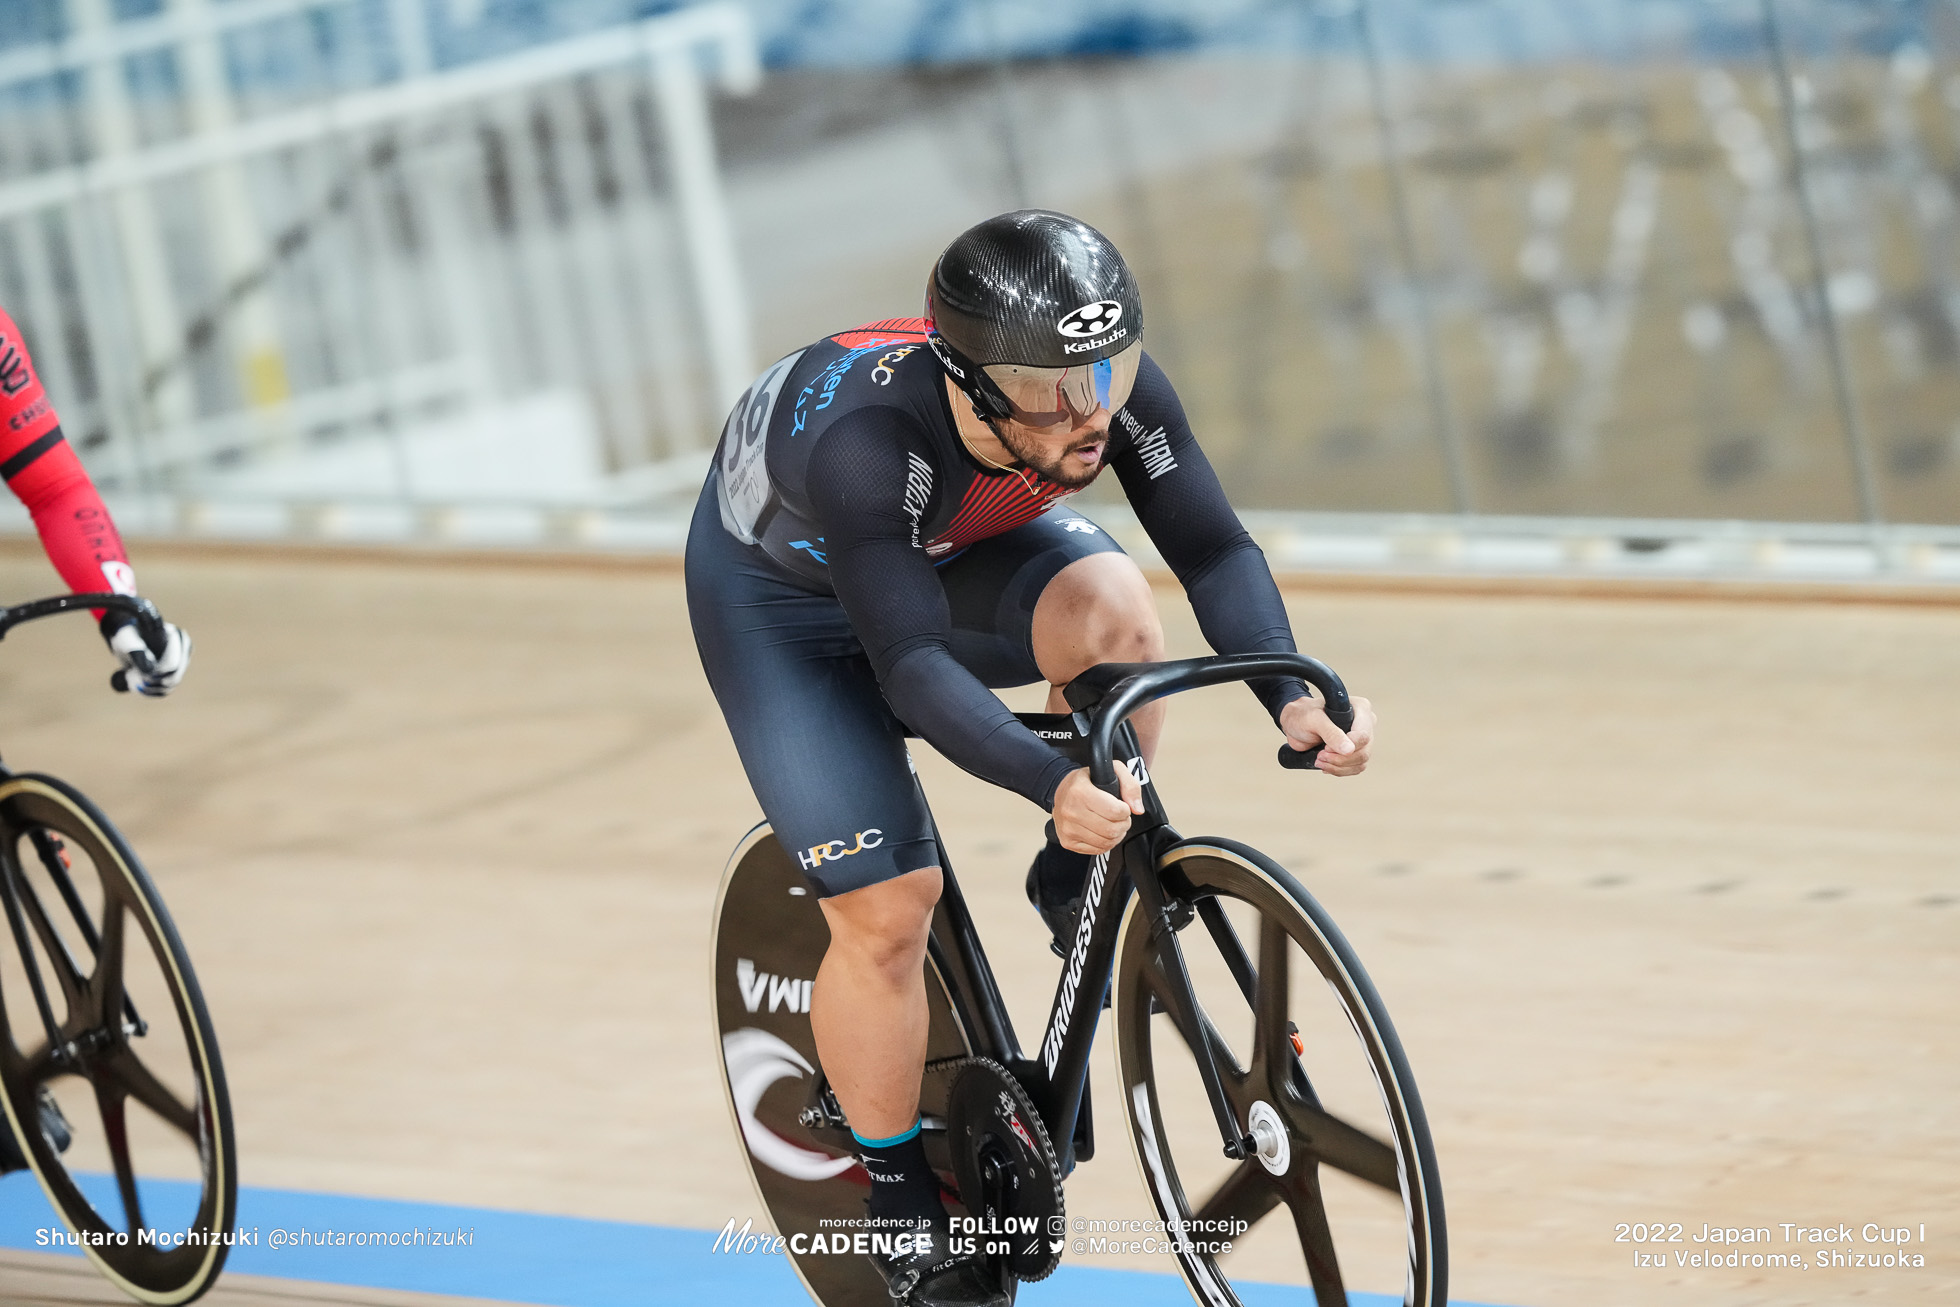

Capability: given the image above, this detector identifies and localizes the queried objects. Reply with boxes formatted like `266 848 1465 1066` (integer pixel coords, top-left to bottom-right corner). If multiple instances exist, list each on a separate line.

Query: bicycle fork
0 827 145 1069
1124 832 1260 1162
1037 823 1255 1166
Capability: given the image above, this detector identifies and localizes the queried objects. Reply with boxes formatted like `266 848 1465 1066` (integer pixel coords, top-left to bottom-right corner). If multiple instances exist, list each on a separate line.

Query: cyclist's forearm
880 646 1075 809
1111 361 1310 721
2 313 137 600
1183 537 1310 721
8 429 135 596
821 505 1075 807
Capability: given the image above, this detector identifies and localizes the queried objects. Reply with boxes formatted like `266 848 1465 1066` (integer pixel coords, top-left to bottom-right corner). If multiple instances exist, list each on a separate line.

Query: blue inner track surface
0 1175 1509 1307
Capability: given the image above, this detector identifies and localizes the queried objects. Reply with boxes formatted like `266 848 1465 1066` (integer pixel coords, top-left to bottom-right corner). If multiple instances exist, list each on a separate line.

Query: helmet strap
928 326 1051 481
926 330 1014 421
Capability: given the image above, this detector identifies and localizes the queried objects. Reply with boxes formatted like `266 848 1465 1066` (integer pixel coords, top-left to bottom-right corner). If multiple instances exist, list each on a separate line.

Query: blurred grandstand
0 0 1956 578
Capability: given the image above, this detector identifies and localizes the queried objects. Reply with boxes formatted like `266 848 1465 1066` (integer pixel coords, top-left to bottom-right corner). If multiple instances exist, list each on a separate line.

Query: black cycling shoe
1025 829 1089 960
1026 837 1163 1016
868 1215 1011 1306
1032 891 1081 960
0 1086 73 1174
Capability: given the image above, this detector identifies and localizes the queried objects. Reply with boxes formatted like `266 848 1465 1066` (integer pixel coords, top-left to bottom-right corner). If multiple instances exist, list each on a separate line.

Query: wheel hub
1246 1100 1290 1176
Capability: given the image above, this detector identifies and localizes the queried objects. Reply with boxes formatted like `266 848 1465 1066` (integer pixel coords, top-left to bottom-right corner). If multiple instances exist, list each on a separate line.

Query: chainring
946 1057 1065 1282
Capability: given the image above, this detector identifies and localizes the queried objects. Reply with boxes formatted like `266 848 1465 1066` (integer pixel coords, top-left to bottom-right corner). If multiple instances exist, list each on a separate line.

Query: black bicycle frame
922 652 1353 1174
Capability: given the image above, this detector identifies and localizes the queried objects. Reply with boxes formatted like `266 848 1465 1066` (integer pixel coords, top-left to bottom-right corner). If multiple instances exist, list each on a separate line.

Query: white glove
103 614 192 697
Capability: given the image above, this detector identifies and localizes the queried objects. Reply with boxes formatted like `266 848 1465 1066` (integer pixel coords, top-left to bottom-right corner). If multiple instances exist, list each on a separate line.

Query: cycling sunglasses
981 340 1143 429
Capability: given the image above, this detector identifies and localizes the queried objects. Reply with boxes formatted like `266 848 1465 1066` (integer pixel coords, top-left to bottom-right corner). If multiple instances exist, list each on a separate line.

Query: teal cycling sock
853 1120 945 1226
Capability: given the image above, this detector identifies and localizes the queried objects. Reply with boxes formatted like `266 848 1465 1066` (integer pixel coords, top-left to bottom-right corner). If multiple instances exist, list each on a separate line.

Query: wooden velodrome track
0 541 1952 1307
0 1248 514 1307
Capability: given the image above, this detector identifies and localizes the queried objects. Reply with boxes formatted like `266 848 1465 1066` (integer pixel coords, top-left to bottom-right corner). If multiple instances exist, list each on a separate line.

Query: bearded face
992 410 1113 489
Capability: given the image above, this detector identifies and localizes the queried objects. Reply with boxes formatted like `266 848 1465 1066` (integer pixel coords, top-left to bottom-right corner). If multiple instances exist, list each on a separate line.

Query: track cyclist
0 305 191 698
687 211 1375 1306
0 305 192 1179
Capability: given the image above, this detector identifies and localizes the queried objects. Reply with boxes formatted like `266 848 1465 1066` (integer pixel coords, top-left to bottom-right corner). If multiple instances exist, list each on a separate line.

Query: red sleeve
1 307 136 597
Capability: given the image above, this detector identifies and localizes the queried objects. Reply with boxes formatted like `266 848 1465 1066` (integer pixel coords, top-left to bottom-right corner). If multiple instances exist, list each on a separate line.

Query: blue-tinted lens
1093 357 1113 409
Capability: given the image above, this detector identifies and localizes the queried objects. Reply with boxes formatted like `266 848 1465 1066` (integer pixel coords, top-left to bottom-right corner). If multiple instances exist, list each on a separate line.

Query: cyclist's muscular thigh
813 866 942 1140
1031 550 1167 759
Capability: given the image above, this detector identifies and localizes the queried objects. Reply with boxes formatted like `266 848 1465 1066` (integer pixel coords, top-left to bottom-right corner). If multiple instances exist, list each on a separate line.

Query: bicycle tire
1111 837 1446 1307
709 823 978 1307
0 774 237 1306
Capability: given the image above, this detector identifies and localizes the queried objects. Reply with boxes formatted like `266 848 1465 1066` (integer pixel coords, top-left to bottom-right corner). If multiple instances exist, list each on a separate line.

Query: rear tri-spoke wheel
0 775 236 1305
1114 838 1445 1307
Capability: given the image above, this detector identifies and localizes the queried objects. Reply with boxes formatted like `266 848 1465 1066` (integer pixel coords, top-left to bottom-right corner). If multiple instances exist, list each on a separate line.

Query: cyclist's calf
810 866 944 1140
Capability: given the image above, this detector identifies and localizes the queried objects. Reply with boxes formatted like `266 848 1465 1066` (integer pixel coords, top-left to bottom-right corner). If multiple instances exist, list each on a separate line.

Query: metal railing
0 1 757 504
1 0 1956 587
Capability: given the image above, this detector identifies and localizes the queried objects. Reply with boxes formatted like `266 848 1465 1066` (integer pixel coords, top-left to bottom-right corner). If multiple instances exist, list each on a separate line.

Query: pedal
797 1083 849 1132
0 1087 73 1174
39 1089 72 1154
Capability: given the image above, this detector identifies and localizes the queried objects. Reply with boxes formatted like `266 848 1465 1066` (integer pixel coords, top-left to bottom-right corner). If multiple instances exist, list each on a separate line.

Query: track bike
0 592 237 1305
712 652 1445 1306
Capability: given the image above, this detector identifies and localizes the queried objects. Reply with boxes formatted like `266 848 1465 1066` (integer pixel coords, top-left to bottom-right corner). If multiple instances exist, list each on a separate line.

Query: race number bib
716 351 803 545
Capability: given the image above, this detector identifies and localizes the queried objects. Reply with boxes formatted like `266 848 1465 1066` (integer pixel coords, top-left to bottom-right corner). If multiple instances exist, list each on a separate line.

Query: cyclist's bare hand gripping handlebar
1276 743 1330 770
1053 763 1143 854
1276 697 1357 772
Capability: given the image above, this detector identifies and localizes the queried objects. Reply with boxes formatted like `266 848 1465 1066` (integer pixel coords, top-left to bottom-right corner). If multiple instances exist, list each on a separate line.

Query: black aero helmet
926 210 1144 425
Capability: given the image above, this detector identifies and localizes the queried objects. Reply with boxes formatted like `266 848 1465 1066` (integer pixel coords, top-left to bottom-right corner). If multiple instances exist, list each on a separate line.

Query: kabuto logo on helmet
1056 301 1123 338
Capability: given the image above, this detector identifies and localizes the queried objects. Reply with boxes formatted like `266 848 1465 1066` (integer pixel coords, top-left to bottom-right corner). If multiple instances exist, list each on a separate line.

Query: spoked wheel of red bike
710 823 995 1306
1113 837 1446 1307
0 773 237 1305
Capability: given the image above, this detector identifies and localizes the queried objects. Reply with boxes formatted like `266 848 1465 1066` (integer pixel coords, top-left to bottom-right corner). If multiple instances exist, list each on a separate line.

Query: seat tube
930 872 1019 1063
